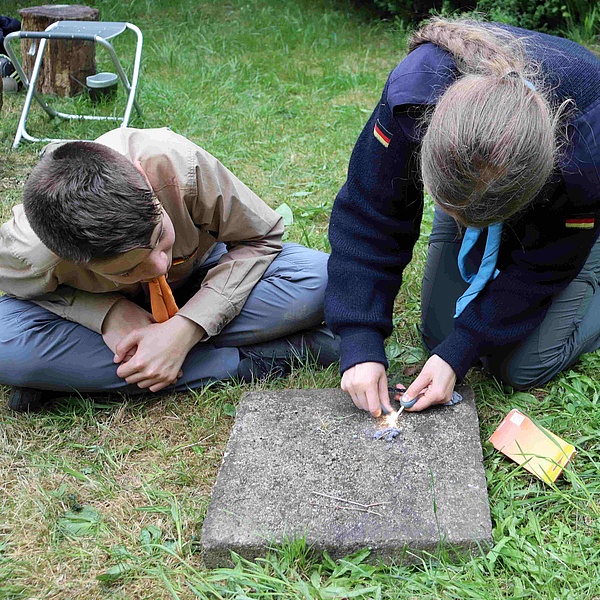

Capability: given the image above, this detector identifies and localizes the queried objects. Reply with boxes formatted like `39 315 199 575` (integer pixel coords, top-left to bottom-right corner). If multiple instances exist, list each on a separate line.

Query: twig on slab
310 490 388 510
334 505 384 517
309 499 384 518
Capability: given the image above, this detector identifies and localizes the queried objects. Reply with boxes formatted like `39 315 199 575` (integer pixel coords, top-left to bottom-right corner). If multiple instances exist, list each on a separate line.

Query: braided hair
411 18 561 226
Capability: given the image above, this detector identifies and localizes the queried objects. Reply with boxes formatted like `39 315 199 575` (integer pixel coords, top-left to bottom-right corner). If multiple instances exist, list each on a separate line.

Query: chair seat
46 20 128 40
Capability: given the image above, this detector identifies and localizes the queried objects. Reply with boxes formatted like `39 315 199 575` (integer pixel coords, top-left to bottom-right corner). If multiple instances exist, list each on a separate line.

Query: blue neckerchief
454 222 503 318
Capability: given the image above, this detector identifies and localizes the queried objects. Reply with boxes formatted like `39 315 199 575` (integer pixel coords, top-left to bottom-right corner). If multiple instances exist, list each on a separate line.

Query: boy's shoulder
94 127 199 160
0 204 61 273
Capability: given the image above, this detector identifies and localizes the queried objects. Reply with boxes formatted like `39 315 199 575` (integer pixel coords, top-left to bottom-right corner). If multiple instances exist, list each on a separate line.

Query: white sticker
510 411 525 427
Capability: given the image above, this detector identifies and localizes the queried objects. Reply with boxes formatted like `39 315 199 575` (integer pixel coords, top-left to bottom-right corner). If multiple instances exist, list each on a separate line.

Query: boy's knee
273 245 329 292
0 357 39 387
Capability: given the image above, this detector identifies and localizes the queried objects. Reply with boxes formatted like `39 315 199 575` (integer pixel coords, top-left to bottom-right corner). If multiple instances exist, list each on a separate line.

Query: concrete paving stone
201 386 492 567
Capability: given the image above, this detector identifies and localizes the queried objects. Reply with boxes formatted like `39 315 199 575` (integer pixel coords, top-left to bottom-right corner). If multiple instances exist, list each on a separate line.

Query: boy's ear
133 160 153 190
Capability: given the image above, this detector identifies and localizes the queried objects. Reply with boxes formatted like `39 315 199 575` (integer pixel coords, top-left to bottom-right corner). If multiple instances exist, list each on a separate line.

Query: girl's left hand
402 355 457 411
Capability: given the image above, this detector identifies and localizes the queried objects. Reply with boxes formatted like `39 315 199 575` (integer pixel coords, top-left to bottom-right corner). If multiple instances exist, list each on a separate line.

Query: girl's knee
487 356 557 390
274 244 329 289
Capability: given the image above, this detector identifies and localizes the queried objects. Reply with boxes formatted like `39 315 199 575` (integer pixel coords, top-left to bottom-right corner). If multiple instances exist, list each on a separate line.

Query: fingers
120 348 137 364
114 332 140 364
341 362 388 417
402 355 457 411
341 374 368 414
119 368 179 391
390 383 406 400
379 375 393 415
365 385 383 418
406 388 435 411
149 380 174 393
403 370 432 411
116 359 181 391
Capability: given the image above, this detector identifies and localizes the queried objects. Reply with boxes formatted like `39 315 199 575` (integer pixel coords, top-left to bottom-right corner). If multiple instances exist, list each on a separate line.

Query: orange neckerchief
148 275 179 322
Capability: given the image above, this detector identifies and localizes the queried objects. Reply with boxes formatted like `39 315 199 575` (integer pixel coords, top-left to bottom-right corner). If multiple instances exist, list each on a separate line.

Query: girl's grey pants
0 243 329 394
421 208 600 389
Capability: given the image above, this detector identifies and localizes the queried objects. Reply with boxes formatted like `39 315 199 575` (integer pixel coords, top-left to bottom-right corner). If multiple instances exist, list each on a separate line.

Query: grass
1 0 600 598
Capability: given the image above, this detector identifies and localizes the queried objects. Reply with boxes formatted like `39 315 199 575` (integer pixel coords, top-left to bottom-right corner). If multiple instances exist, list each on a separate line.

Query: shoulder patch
566 215 595 229
374 119 392 148
172 247 199 267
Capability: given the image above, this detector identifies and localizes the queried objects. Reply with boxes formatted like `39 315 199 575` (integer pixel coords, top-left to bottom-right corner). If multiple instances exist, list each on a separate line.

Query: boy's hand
114 316 205 392
101 299 154 355
341 361 393 417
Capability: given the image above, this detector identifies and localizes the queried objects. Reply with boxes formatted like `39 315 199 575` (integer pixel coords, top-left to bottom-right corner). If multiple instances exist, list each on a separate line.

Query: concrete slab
201 387 492 567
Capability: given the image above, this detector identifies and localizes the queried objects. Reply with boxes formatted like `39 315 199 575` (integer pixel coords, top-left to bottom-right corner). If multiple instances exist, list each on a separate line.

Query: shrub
361 0 598 35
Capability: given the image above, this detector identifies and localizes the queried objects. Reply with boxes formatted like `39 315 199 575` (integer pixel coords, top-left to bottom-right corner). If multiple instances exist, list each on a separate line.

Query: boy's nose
141 264 167 283
150 252 170 274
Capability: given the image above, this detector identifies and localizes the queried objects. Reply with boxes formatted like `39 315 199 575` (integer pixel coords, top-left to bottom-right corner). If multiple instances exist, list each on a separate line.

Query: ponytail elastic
504 70 535 91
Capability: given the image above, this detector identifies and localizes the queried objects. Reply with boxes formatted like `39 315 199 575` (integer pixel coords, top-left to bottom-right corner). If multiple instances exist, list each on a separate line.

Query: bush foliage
365 0 597 33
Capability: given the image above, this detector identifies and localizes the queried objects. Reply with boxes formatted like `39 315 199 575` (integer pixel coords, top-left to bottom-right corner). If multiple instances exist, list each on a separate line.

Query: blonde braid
408 17 526 76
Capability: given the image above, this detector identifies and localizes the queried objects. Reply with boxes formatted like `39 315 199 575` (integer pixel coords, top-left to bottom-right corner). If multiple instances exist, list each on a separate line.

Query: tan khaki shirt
0 127 284 337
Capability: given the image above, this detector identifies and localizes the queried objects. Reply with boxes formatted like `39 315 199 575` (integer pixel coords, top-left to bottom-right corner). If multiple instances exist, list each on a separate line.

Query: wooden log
18 5 99 97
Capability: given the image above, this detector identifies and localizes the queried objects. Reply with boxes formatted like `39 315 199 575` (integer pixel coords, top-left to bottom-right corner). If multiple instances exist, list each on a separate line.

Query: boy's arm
175 141 285 339
109 140 286 391
33 288 126 333
0 261 125 334
0 208 125 333
95 128 285 340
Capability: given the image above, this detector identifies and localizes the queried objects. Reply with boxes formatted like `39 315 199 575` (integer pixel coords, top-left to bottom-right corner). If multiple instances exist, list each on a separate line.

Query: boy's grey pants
0 243 329 394
421 208 600 389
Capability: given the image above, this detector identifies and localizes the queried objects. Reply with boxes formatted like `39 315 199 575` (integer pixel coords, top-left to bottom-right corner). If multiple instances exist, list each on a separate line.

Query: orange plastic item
489 409 576 484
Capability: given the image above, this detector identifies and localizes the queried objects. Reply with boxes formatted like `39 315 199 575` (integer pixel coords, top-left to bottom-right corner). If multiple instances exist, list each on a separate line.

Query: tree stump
18 5 99 97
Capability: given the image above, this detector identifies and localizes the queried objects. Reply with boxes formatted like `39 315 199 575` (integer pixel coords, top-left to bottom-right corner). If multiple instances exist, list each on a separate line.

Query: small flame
383 410 400 429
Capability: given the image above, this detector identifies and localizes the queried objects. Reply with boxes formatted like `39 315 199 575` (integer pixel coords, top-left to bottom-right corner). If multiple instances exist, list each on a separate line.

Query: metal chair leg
4 21 144 146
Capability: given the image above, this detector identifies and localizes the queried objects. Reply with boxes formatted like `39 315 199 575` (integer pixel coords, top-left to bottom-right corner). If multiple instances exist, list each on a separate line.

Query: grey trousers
421 208 600 389
0 243 329 394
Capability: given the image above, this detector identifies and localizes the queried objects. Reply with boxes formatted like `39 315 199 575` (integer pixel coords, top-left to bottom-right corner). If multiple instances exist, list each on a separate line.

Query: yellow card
489 409 576 484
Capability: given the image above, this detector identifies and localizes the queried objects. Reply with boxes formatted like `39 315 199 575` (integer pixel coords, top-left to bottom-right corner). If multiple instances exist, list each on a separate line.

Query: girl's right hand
341 361 393 417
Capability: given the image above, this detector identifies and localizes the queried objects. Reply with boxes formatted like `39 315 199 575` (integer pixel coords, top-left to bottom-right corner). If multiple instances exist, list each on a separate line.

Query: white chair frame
4 20 143 148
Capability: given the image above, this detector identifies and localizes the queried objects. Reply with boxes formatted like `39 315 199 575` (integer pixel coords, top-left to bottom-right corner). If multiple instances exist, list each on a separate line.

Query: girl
325 18 600 417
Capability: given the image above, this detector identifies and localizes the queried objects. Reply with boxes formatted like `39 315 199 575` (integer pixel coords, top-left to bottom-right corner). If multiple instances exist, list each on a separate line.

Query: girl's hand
402 355 456 411
341 361 393 417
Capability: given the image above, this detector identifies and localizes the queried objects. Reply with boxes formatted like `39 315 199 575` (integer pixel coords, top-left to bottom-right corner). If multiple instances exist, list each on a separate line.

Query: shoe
237 326 340 383
6 387 132 413
0 54 21 92
7 386 48 413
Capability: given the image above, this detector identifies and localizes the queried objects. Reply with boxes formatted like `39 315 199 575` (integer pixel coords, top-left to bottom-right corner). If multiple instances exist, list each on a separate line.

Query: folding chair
4 21 143 148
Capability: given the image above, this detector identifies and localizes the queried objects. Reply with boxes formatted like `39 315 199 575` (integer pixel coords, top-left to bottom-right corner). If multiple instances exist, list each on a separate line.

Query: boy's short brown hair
23 142 162 262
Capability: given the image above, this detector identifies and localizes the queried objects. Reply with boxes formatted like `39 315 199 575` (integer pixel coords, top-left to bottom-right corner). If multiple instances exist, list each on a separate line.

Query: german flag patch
374 119 392 148
172 248 198 266
566 216 595 229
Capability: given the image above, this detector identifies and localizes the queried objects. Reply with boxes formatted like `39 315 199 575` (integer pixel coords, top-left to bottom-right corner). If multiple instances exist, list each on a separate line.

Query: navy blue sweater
325 26 600 380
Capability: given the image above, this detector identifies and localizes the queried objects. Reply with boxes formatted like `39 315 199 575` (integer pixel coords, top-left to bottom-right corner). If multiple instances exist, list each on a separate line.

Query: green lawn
1 0 600 598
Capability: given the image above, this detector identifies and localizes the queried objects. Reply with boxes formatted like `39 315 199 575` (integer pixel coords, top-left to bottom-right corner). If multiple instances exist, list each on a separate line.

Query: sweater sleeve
325 89 424 373
434 219 600 380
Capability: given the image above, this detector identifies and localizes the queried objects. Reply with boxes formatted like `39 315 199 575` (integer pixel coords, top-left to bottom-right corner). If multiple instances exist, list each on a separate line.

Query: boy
0 127 338 411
